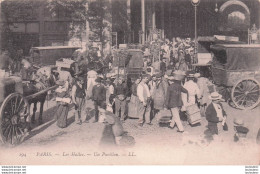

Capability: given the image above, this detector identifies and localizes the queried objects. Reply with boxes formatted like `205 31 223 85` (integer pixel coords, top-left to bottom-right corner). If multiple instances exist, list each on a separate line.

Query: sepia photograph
0 0 259 166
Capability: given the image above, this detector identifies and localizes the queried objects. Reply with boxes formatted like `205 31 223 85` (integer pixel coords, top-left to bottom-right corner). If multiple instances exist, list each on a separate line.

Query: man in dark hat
160 57 167 74
175 49 189 72
71 76 86 125
92 77 106 123
114 75 128 122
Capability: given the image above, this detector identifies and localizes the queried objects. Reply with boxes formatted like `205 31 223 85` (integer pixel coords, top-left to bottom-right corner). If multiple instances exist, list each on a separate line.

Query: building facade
1 0 259 55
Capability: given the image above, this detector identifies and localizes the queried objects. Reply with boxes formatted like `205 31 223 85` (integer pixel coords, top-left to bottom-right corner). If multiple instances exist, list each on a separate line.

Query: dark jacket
205 102 227 135
165 81 188 108
205 103 226 123
114 83 128 96
75 83 86 98
92 84 106 101
160 61 166 72
131 83 138 96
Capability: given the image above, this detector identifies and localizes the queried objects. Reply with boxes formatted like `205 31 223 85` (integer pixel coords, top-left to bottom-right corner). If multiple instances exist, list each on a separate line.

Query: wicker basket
186 104 201 125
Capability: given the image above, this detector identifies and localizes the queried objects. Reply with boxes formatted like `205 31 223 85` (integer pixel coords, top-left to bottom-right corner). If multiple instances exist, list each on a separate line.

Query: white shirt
108 85 114 95
213 103 224 121
137 82 151 103
183 80 201 106
184 80 201 97
87 70 97 78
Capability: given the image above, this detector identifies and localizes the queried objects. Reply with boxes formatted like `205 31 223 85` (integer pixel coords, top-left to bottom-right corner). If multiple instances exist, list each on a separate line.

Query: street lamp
191 0 200 64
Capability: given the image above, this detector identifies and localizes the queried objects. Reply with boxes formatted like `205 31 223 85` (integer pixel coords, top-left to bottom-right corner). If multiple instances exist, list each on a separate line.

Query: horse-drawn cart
192 36 243 78
211 44 260 110
0 75 57 145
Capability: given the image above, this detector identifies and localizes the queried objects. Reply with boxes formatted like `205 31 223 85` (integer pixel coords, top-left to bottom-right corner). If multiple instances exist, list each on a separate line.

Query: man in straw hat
205 92 227 138
233 118 249 142
137 73 152 126
71 76 86 125
165 70 189 133
182 71 201 108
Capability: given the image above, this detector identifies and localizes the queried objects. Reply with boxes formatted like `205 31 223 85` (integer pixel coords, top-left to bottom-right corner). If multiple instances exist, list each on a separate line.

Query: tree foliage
47 0 111 46
1 0 42 59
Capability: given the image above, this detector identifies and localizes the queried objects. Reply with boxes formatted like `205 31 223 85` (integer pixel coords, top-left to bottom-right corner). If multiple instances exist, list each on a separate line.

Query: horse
23 66 56 128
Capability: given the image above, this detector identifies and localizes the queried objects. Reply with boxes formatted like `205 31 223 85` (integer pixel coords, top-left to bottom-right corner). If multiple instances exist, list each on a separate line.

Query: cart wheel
231 78 260 110
0 93 29 145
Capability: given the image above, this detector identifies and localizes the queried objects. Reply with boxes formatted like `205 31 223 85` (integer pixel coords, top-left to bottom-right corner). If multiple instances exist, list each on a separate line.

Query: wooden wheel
231 78 260 110
0 93 29 145
216 86 231 102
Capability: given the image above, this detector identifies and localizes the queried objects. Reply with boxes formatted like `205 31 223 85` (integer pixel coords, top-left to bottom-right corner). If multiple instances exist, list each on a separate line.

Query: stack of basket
186 104 201 125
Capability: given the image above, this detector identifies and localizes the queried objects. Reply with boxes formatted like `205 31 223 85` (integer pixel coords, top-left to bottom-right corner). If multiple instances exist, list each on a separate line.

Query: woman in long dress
55 80 70 128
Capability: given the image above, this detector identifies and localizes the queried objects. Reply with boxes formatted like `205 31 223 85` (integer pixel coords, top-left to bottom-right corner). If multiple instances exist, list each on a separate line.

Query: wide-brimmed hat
194 73 201 78
166 75 175 81
142 73 151 79
208 92 223 101
106 72 117 78
235 126 249 135
165 70 173 76
117 75 124 79
186 70 195 77
155 72 163 78
234 118 244 126
173 70 186 80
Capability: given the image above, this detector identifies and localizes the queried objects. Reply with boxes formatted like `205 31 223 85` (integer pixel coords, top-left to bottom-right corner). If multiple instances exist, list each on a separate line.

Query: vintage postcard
0 0 259 166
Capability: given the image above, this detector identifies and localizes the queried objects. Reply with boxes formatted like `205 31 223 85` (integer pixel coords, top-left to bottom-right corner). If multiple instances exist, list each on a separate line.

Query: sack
128 102 138 118
186 104 201 125
112 118 124 137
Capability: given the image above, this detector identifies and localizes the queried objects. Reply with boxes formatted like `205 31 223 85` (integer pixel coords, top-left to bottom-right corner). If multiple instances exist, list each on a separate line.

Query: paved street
0 99 259 165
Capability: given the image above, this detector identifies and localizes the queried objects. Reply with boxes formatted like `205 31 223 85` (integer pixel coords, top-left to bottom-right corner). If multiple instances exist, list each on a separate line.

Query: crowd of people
53 61 233 144
142 37 196 75
0 37 251 144
49 38 255 145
